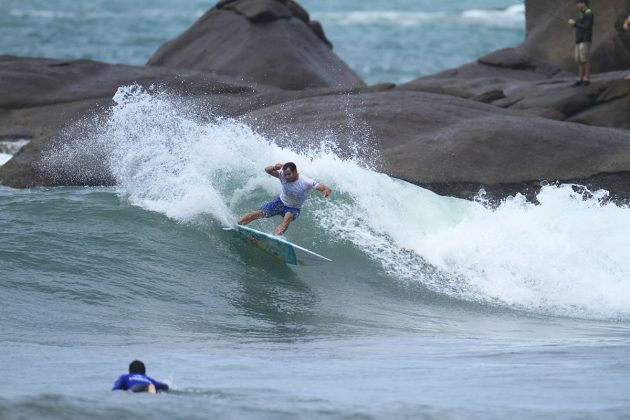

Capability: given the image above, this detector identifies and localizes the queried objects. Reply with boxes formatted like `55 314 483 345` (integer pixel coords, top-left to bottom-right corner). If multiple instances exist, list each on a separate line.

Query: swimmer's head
129 360 146 375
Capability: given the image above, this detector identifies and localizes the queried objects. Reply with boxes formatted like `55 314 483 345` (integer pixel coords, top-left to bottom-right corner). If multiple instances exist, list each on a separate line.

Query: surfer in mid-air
238 162 332 236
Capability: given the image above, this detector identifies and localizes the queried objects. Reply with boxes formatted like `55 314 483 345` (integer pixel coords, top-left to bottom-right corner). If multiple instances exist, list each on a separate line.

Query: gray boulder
147 0 365 90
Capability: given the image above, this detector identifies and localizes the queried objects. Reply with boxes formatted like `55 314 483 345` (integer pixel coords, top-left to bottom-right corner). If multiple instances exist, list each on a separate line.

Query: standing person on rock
568 0 594 86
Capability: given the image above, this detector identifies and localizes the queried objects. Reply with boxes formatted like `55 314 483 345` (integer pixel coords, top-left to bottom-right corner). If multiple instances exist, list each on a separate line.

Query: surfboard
225 225 332 266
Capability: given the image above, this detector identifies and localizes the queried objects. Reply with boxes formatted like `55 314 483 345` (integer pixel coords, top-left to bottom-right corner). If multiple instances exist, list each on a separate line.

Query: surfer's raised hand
265 163 284 177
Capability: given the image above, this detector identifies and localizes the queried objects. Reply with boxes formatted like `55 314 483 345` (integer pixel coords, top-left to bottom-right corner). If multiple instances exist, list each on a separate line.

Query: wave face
40 86 630 321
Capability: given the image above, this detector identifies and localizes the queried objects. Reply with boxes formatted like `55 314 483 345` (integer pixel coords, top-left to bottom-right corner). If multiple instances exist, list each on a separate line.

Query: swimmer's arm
148 376 169 392
112 375 126 391
154 380 169 391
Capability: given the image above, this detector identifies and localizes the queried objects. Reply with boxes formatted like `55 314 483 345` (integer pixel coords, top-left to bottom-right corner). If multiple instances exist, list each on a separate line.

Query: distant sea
0 0 525 83
2 2 630 420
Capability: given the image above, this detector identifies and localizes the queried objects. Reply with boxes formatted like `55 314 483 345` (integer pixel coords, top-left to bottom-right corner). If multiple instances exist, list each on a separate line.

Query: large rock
0 55 262 110
400 49 630 130
147 0 365 90
519 0 630 73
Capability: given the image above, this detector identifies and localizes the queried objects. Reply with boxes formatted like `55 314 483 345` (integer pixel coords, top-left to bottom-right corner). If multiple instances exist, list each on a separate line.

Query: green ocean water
2 1 630 419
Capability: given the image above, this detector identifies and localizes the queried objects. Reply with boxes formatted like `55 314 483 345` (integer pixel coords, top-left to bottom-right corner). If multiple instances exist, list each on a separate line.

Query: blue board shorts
260 196 300 220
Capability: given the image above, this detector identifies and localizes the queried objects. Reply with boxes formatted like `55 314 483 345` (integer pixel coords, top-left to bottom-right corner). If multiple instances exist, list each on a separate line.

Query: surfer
238 162 332 235
112 360 169 393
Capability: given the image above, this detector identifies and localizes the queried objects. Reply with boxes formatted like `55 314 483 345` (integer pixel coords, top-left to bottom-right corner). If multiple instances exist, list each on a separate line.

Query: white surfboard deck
224 225 332 266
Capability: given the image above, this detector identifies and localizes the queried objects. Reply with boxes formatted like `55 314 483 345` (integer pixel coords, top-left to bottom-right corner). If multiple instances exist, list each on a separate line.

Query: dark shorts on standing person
260 196 300 220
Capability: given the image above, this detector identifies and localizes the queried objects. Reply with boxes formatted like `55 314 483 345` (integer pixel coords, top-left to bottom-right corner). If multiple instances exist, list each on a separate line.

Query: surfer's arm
315 183 332 198
265 163 283 178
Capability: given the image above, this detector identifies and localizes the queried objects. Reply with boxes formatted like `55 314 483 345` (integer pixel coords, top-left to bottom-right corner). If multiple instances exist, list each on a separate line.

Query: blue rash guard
112 373 169 392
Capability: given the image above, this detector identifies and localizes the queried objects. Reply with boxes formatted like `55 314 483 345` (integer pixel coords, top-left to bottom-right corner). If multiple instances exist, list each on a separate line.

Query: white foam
415 186 630 319
50 86 630 320
460 4 525 28
315 5 524 29
9 9 76 19
8 8 201 20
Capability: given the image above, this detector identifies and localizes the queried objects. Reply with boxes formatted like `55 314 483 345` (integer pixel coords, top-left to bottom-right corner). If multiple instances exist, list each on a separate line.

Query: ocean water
2 1 630 419
0 0 525 84
2 86 630 419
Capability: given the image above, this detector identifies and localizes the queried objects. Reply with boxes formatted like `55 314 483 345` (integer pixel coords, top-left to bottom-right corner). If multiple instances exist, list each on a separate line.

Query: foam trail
47 86 630 320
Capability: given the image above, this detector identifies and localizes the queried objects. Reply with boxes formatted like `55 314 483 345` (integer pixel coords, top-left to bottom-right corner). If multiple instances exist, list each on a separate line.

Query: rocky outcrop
520 0 630 73
147 0 365 90
400 49 630 130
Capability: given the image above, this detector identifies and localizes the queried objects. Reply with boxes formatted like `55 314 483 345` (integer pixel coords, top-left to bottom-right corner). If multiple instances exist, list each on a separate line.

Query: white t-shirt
278 169 319 208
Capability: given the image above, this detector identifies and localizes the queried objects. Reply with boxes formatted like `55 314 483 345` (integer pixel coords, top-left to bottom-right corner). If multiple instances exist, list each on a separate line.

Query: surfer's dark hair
129 360 146 375
282 162 297 172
